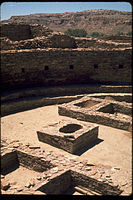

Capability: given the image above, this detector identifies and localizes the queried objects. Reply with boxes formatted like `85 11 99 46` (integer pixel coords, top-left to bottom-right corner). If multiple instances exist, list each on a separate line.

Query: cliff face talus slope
1 10 132 35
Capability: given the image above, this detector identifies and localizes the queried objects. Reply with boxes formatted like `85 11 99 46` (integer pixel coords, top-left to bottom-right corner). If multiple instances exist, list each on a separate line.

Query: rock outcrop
1 9 132 35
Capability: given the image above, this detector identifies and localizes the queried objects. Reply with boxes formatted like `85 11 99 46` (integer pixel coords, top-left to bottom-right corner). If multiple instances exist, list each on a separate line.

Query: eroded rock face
1 10 132 35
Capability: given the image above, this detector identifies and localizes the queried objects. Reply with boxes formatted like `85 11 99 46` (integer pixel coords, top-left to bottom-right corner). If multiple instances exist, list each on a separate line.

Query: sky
1 2 132 21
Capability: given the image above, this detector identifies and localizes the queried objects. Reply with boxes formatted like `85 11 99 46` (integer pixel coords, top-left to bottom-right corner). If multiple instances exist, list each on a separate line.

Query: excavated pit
37 170 122 195
59 124 82 133
1 148 56 192
58 97 132 131
75 100 100 108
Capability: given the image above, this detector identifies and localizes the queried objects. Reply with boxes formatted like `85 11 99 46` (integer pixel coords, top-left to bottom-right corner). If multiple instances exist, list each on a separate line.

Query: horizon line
1 8 132 21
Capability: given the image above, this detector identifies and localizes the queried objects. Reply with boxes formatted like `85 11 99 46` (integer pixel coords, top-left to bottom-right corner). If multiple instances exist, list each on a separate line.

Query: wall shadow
74 138 104 156
1 162 20 175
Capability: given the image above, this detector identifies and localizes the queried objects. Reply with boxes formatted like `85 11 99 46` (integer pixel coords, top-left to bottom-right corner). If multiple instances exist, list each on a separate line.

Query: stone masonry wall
38 170 71 194
72 127 98 153
75 37 131 49
17 150 54 172
1 48 131 90
0 23 76 49
0 23 53 41
58 97 132 131
113 103 132 116
71 170 121 195
1 150 18 172
37 132 74 153
0 24 33 41
1 140 125 195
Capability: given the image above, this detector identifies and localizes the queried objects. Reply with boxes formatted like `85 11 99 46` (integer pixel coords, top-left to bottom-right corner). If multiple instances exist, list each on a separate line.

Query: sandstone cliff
1 9 132 35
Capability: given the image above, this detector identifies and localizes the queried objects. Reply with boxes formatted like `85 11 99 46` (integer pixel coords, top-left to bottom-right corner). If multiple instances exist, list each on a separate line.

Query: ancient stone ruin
1 139 124 195
58 96 132 131
37 119 99 154
1 22 132 195
0 22 132 90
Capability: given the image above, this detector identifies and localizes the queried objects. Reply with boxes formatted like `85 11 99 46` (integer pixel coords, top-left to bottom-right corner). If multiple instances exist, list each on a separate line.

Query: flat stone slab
37 119 99 154
58 96 132 131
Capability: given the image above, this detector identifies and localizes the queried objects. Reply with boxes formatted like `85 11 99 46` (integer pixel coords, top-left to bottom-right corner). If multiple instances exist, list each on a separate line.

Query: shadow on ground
74 138 104 156
1 163 19 176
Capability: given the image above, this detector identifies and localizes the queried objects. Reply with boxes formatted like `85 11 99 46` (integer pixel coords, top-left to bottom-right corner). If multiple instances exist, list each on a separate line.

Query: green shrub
64 28 88 37
91 32 103 38
127 31 132 36
116 32 124 36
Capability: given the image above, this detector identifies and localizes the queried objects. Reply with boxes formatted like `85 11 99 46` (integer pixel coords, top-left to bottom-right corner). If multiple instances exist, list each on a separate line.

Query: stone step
74 186 88 195
74 185 101 195
73 191 83 195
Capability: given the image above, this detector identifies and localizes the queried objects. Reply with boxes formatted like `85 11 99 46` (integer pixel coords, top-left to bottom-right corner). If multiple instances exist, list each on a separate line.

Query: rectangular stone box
58 96 132 131
1 148 56 193
1 149 55 175
37 119 99 154
74 99 100 108
36 170 122 195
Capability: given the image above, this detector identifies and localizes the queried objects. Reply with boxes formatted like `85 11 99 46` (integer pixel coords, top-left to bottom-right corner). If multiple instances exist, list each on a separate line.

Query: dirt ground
1 104 132 194
1 104 132 168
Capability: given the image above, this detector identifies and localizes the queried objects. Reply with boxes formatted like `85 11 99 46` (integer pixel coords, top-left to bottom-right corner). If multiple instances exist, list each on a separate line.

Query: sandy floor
1 104 132 191
1 105 132 170
5 166 40 188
